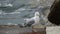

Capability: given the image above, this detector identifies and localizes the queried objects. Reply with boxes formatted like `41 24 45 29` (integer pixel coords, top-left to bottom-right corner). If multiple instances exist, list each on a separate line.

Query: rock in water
48 0 60 25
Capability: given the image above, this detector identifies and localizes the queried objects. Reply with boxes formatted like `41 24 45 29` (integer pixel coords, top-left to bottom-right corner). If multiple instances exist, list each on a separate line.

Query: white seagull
24 11 40 27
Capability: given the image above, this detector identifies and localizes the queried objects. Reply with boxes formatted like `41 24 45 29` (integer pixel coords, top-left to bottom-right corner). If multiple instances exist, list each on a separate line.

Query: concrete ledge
46 26 60 34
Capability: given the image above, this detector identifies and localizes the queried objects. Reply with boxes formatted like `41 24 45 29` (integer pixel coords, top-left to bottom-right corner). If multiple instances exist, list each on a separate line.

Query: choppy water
0 0 54 25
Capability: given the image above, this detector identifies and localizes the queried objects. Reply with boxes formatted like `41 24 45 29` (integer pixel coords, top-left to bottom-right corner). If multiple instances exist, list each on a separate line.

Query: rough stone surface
46 26 60 34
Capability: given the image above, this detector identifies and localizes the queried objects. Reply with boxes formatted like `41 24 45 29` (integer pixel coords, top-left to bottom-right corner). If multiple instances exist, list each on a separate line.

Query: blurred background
0 0 55 26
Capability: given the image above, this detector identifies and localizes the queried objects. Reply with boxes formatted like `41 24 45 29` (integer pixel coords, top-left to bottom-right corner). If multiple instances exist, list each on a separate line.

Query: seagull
24 11 40 27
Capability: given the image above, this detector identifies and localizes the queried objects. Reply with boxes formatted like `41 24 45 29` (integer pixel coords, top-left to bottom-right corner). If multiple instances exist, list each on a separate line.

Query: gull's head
35 11 40 16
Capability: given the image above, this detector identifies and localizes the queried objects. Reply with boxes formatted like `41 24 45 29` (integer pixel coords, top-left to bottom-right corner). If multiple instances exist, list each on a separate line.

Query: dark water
0 0 54 25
